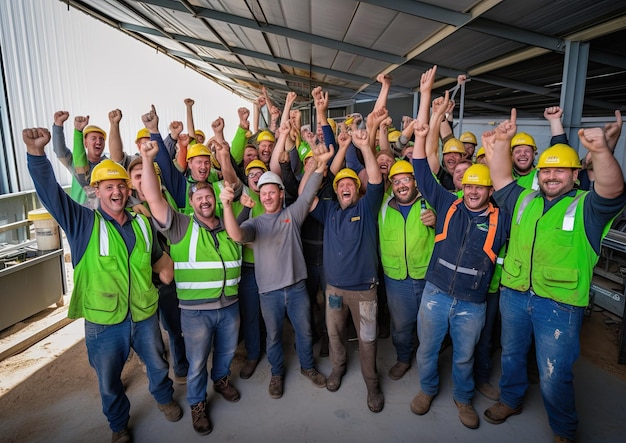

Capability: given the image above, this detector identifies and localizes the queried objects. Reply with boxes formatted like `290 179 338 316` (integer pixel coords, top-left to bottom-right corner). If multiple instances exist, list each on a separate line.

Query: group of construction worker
23 65 625 443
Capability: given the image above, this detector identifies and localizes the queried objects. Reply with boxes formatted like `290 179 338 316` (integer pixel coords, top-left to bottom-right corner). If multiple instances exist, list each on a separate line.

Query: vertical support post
560 40 589 153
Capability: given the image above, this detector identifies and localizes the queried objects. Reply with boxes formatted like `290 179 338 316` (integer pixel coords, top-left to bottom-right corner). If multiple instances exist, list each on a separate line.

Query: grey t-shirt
239 171 323 294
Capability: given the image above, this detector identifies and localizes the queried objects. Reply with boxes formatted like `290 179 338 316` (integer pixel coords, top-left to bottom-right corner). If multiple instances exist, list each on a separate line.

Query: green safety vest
169 218 242 303
514 168 539 190
71 212 158 324
378 195 434 280
502 189 604 306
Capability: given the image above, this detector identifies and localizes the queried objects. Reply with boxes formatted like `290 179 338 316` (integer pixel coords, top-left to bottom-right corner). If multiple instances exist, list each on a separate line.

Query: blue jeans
181 302 240 406
416 282 486 404
384 275 425 364
260 280 315 376
85 313 173 432
239 265 262 361
499 288 584 440
158 280 188 377
474 290 500 384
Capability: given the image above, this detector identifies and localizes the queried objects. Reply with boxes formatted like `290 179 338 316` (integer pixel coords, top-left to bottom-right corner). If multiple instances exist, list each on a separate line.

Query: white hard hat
257 171 284 189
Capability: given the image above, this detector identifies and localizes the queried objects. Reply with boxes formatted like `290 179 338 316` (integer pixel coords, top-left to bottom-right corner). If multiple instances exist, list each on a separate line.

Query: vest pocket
541 266 579 290
134 288 159 310
99 255 119 272
85 290 118 312
503 259 522 278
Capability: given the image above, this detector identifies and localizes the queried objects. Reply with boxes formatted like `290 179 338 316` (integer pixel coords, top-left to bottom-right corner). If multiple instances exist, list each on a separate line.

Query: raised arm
374 74 392 111
269 119 291 175
604 110 623 152
488 108 517 191
330 131 352 175
425 92 449 174
579 127 624 199
108 108 124 162
139 140 170 226
417 65 437 124
184 98 197 142
352 128 382 185
219 180 246 243
544 106 565 137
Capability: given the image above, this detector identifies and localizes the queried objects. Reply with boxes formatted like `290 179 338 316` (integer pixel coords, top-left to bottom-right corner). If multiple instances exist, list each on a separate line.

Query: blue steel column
560 40 589 153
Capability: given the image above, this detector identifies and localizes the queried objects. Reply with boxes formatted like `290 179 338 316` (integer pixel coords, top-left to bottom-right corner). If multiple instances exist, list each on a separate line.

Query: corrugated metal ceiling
60 0 626 118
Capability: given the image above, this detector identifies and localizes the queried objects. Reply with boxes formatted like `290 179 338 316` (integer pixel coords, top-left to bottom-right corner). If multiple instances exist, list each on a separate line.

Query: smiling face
243 146 259 169
462 184 493 212
190 186 216 221
95 179 130 216
391 173 418 205
257 141 274 164
537 167 578 200
376 152 394 176
443 152 462 173
453 161 473 191
463 143 476 159
188 155 212 182
335 177 359 210
129 164 146 201
247 167 265 193
259 183 284 214
512 145 536 174
85 131 106 163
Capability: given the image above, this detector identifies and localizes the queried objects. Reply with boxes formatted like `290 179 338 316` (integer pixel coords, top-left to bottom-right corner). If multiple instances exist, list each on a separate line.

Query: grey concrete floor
1 316 626 443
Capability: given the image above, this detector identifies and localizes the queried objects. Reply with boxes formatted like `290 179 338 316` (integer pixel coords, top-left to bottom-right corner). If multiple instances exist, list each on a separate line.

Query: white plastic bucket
27 208 60 251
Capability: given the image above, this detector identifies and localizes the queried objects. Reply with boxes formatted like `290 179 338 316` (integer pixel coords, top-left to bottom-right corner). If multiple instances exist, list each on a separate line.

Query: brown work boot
476 382 500 401
388 361 411 380
410 391 435 415
240 359 259 379
301 367 327 388
367 387 385 413
455 399 479 429
157 400 183 422
190 401 212 435
213 376 240 402
326 368 345 392
111 428 131 443
483 401 522 424
269 375 284 399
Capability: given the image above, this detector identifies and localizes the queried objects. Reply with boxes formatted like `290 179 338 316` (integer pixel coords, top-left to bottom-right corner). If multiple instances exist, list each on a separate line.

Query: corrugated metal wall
0 0 248 194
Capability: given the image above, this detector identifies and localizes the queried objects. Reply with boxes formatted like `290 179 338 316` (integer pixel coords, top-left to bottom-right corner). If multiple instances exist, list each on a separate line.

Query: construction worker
139 139 243 436
378 160 435 380
25 128 181 443
484 109 626 443
410 99 510 430
510 132 538 189
459 131 478 160
475 146 486 164
428 137 466 191
256 129 276 166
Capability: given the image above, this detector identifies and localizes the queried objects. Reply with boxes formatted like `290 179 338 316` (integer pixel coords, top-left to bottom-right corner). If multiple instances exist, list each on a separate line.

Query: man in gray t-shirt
220 139 333 400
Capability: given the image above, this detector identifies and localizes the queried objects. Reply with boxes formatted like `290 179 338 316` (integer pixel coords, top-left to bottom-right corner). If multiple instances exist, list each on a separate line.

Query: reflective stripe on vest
516 191 585 231
435 199 499 264
99 215 150 256
174 222 242 288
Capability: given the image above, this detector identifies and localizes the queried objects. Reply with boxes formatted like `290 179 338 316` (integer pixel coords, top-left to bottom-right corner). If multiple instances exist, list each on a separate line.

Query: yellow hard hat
256 130 276 143
327 118 337 134
344 116 354 126
536 144 581 169
83 125 107 140
90 159 130 187
462 163 492 187
388 130 402 143
511 132 537 151
135 128 150 143
460 132 477 145
186 143 212 161
442 138 465 155
245 159 268 176
333 168 361 191
195 129 205 140
388 159 414 180
476 146 485 158
303 150 314 161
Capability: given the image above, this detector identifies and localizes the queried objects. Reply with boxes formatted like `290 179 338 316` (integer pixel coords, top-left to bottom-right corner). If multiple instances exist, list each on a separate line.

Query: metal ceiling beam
137 0 406 64
357 0 471 27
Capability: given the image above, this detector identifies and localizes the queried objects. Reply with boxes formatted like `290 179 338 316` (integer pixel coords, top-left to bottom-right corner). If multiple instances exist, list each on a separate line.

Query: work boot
213 376 240 403
111 428 131 443
388 361 411 380
455 400 479 429
239 359 259 379
326 368 345 392
300 367 327 388
157 400 183 422
269 375 284 399
367 387 385 413
476 382 500 401
190 401 212 435
483 401 522 424
410 391 435 415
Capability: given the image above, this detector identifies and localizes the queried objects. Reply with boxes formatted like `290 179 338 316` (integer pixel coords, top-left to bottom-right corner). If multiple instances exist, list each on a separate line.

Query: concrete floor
1 316 626 443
